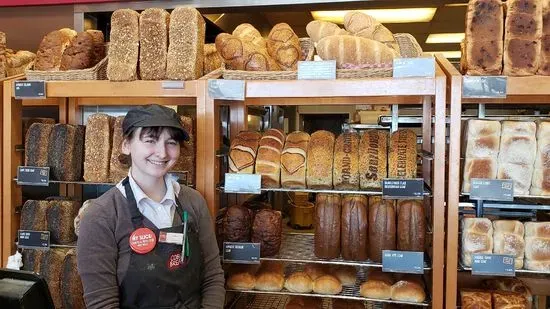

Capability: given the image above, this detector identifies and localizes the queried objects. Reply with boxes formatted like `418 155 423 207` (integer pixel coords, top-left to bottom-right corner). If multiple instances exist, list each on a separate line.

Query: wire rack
236 294 385 309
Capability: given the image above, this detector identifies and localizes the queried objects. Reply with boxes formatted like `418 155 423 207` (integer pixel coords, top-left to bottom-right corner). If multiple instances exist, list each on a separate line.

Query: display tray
459 261 550 276
231 294 384 309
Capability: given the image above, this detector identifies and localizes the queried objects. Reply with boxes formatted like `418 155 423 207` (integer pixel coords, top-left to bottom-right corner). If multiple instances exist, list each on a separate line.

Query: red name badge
129 228 156 254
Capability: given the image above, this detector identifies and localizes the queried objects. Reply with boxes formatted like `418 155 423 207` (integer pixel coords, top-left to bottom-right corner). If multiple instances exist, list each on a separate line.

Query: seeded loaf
48 124 85 181
41 248 68 308
22 249 43 273
139 8 169 80
109 116 128 183
107 9 140 81
35 28 77 71
22 117 55 137
84 113 114 182
281 131 310 188
20 200 49 231
25 123 54 167
61 249 85 309
359 130 388 189
47 200 80 244
333 132 360 190
388 129 417 179
306 130 335 189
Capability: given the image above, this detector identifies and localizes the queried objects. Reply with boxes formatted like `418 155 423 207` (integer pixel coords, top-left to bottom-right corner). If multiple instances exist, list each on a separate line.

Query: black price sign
14 81 46 99
18 230 50 249
393 57 435 78
382 250 424 274
382 179 424 199
471 254 515 277
17 166 49 186
223 242 260 264
470 179 514 201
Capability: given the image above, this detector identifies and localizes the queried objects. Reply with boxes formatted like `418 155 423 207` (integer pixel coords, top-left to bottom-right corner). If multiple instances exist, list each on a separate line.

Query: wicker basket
25 57 108 81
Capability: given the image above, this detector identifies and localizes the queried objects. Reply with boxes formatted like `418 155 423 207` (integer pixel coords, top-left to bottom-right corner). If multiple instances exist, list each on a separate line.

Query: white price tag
224 173 261 194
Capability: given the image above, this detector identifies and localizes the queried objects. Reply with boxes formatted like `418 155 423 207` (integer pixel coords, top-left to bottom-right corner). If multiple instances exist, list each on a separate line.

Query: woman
77 104 225 309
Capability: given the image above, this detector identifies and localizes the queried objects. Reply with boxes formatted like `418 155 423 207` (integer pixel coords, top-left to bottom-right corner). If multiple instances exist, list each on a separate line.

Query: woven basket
25 57 108 81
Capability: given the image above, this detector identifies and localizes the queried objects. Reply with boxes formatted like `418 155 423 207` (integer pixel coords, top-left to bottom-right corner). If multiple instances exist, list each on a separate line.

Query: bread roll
330 265 357 286
281 131 310 188
59 31 94 70
531 121 550 195
166 7 205 80
306 20 349 43
109 116 128 183
107 9 139 81
341 195 368 261
40 249 68 308
47 200 80 244
306 130 335 189
226 264 258 290
48 124 85 181
538 1 550 75
314 194 341 259
139 8 169 80
493 220 525 269
461 218 494 267
215 33 280 71
5 50 36 76
254 261 284 291
267 23 301 70
397 200 425 252
84 114 114 182
359 269 393 299
344 11 378 34
316 35 395 69
223 204 253 242
20 200 49 231
492 291 528 309
461 289 492 309
203 43 223 75
483 278 533 309
25 123 54 167
233 23 266 49
251 209 282 257
285 296 322 309
61 249 85 309
390 276 426 303
313 274 342 295
389 129 417 179
368 197 396 262
333 133 360 190
304 263 330 281
229 131 262 173
35 28 77 71
359 130 388 189
355 25 400 55
255 128 285 188
284 271 313 293
524 222 550 271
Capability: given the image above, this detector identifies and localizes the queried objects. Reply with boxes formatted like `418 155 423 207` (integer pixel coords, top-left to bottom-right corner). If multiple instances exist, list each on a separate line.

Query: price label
18 230 50 249
223 242 261 264
382 250 424 274
208 79 245 100
17 166 49 186
382 178 424 199
470 179 514 201
393 57 436 78
161 81 185 89
463 76 507 98
297 60 336 80
14 81 46 99
224 173 261 194
472 254 515 276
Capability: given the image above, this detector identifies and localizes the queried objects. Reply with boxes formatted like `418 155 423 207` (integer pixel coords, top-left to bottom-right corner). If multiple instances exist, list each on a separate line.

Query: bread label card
208 79 245 101
471 254 515 277
382 178 424 199
17 166 49 186
17 230 50 249
462 76 507 98
223 242 261 264
297 60 336 80
14 81 46 99
470 179 514 201
382 250 424 274
393 57 435 78
161 81 185 89
224 173 261 194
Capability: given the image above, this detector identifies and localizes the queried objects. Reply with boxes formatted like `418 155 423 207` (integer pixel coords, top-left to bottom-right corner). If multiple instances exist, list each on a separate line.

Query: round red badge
129 228 156 254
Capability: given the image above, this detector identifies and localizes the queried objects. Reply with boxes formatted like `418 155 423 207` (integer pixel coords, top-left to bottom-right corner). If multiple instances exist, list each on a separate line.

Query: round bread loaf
313 275 342 295
284 271 313 293
331 265 357 287
390 279 426 303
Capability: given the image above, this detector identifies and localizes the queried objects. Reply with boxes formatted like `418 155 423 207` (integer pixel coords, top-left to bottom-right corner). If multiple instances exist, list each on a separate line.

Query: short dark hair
118 126 187 166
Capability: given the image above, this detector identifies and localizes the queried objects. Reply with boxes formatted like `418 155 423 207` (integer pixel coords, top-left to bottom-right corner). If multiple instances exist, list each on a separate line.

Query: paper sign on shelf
208 79 245 100
297 60 336 80
224 173 261 194
462 76 507 98
393 57 436 78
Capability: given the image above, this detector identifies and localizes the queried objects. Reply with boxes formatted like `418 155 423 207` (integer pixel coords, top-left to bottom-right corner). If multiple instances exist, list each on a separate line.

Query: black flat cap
122 104 189 140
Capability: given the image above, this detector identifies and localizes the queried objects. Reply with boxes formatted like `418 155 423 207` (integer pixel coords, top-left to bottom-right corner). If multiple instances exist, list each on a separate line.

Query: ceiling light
427 51 462 58
311 8 437 24
426 33 465 44
445 3 468 7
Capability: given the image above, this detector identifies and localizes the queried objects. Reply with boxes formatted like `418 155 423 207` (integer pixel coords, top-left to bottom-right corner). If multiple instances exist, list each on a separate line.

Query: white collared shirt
116 170 181 229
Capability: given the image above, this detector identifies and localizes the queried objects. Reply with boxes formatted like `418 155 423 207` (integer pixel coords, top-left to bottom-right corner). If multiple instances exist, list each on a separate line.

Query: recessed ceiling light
445 3 468 7
311 8 438 24
427 51 462 58
426 33 465 44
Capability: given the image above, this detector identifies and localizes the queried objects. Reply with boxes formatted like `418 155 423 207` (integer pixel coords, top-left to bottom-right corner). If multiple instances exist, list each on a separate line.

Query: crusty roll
284 271 313 293
359 269 393 299
330 265 357 287
493 220 525 269
59 31 94 70
316 35 395 69
229 131 262 174
254 261 285 291
215 33 280 71
368 197 396 263
531 121 550 195
22 249 43 273
107 9 139 81
304 263 330 281
35 28 77 71
314 194 341 259
281 131 310 188
359 130 388 189
461 289 492 309
203 43 223 75
461 218 494 267
226 264 258 290
312 274 342 295
333 133 360 190
341 195 368 261
397 200 426 252
255 128 285 188
390 276 426 303
233 23 266 49
267 23 301 71
306 130 335 189
251 209 282 257
388 129 417 179
306 20 349 43
524 222 550 271
139 8 169 80
222 204 253 242
344 11 379 34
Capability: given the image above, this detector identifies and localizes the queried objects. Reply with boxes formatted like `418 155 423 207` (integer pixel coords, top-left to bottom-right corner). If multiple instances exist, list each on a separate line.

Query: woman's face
122 127 181 180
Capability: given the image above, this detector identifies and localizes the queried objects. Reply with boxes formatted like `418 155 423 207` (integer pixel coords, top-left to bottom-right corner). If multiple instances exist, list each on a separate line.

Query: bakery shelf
217 186 432 197
230 293 384 309
16 242 77 249
459 262 550 276
460 192 550 201
13 178 194 188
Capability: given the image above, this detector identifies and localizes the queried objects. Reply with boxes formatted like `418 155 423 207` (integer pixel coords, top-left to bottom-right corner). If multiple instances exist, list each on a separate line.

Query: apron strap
122 176 145 228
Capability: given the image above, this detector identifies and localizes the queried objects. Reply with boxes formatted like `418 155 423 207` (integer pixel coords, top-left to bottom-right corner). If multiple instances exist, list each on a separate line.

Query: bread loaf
20 200 49 231
314 194 341 259
344 11 378 34
215 33 280 71
390 276 426 303
139 8 169 80
306 20 349 43
389 129 417 179
497 121 537 195
25 123 54 167
35 28 77 71
397 200 425 252
48 124 85 181
493 220 525 269
47 200 80 244
23 117 55 137
60 31 94 70
461 218 494 267
463 0 504 75
107 9 139 81
41 249 68 308
284 271 313 293
229 131 262 173
22 249 43 273
341 195 368 261
171 115 195 184
233 23 266 49
61 249 85 309
267 23 301 71
254 261 284 291
538 1 550 75
359 269 393 299
359 130 388 189
504 0 543 76
492 291 528 309
86 30 105 65
251 209 282 257
226 264 258 290
368 197 396 262
524 222 550 271
6 50 36 76
109 116 128 183
306 130 335 189
223 204 253 242
330 265 357 286
203 43 223 75
483 278 533 309
461 290 492 309
316 35 395 69
281 131 310 188
166 7 205 80
255 128 285 188
84 114 114 182
531 121 550 195
313 274 342 295
333 133 360 190
285 296 322 309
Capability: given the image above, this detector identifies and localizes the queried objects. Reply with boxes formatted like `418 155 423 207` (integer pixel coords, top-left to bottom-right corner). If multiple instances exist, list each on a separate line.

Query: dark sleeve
77 201 120 309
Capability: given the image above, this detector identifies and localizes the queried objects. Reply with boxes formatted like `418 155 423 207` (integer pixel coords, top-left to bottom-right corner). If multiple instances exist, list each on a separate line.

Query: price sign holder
223 242 261 264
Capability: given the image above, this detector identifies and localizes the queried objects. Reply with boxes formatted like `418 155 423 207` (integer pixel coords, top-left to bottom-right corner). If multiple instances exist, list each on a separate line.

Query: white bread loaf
254 129 285 188
316 35 395 69
229 131 262 174
531 121 550 195
524 222 550 271
461 218 494 267
281 131 310 188
107 10 139 81
493 220 525 269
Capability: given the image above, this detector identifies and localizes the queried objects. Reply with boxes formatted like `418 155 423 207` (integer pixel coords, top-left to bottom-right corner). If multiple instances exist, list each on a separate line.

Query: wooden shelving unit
438 55 550 309
203 66 448 308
